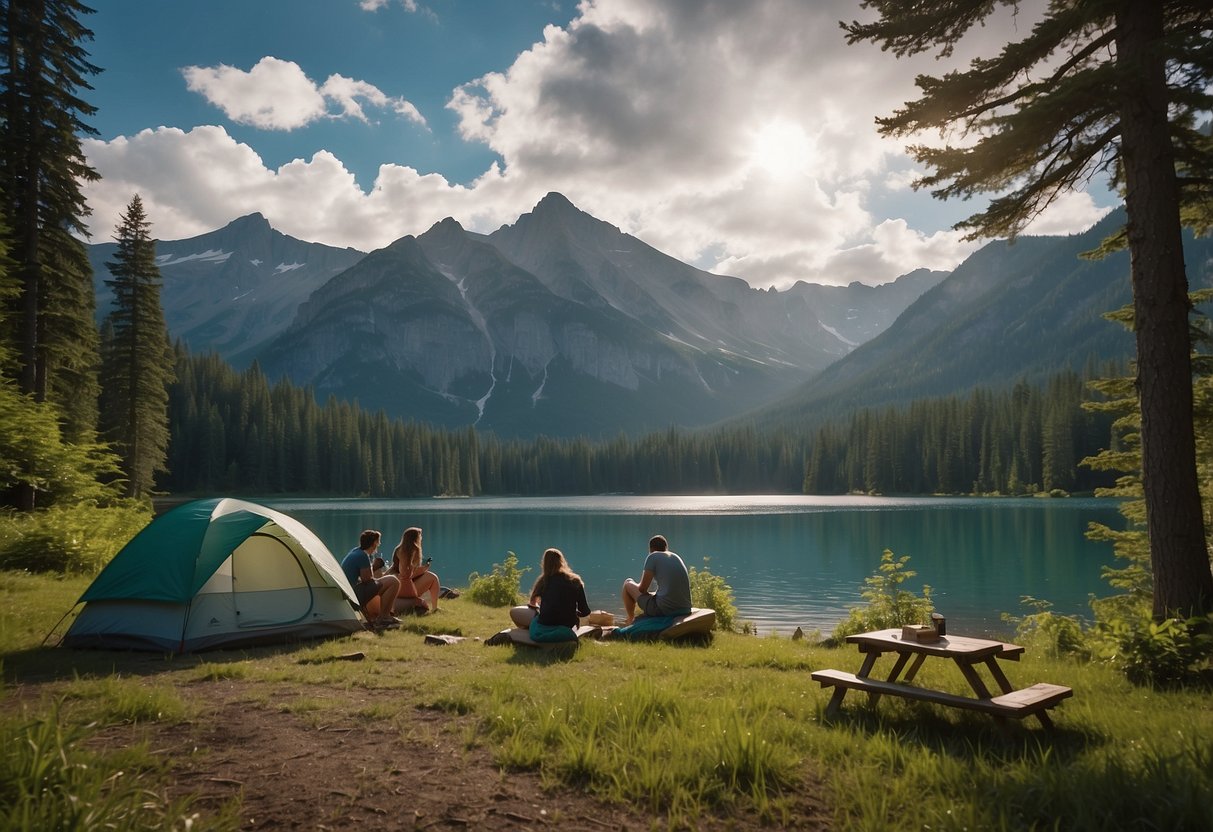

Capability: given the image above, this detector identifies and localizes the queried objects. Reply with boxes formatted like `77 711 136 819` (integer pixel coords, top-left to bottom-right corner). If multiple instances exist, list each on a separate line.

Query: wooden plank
846 629 1023 660
989 683 1072 710
659 608 715 639
810 669 1071 719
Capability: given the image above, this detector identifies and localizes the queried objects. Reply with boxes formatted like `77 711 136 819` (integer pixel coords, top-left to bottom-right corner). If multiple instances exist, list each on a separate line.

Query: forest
164 349 1120 498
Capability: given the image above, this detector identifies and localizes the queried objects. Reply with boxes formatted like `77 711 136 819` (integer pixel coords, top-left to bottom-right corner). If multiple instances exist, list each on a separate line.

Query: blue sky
81 0 1114 287
89 1 568 188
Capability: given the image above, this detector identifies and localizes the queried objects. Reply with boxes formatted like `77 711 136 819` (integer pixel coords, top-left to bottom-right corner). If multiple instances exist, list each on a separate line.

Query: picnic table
811 628 1072 730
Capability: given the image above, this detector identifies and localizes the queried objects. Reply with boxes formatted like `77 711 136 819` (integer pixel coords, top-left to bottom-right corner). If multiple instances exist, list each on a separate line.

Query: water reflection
263 495 1123 638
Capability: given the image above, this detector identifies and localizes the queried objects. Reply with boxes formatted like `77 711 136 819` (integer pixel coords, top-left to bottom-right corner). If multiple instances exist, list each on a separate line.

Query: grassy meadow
2 570 1211 831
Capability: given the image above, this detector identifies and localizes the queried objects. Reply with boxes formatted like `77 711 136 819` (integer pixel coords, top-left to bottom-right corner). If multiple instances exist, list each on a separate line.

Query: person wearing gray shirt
621 534 692 623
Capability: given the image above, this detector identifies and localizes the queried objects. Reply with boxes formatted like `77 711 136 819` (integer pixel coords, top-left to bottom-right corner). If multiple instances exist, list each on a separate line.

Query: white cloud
1022 190 1114 237
88 0 1107 288
182 56 426 130
183 57 326 130
82 126 524 252
319 74 427 127
360 0 418 10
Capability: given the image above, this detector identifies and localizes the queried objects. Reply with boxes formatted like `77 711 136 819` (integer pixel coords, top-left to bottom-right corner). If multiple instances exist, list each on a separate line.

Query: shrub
688 558 740 632
1094 611 1213 686
1004 596 1090 659
0 502 150 575
832 549 934 640
466 552 529 607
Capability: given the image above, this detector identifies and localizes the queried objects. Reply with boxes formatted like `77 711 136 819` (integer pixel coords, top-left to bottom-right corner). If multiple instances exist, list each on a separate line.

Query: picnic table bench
811 628 1072 730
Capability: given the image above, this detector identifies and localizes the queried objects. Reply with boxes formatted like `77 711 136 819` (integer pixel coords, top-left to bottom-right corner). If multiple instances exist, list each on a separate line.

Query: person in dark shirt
527 548 590 642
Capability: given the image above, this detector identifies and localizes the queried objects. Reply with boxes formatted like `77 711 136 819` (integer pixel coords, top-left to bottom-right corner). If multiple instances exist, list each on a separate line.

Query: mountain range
749 209 1213 430
90 194 1211 439
89 213 365 365
90 193 946 436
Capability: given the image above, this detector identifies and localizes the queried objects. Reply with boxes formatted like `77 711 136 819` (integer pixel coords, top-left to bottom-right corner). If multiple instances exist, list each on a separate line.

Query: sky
80 0 1117 288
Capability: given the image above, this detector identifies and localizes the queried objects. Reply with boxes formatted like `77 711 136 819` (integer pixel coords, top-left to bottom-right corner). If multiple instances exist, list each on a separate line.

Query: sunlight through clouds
85 0 1115 289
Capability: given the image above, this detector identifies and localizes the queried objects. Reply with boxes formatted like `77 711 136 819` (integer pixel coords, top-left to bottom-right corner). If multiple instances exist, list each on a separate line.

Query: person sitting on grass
621 534 692 625
340 529 401 628
527 547 591 642
389 526 442 614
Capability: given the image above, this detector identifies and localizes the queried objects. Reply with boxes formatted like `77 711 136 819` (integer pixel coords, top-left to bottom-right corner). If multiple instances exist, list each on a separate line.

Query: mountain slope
256 220 801 437
485 193 940 374
747 209 1213 429
90 213 365 365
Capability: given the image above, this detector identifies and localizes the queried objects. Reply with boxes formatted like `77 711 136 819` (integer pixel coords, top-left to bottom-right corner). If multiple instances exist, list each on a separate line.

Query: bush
466 552 529 607
1004 596 1090 659
1095 611 1213 686
688 558 741 632
832 549 934 640
0 502 150 575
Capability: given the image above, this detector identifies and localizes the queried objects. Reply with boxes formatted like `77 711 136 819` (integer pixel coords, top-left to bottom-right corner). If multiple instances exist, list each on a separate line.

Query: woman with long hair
527 548 590 642
390 526 442 613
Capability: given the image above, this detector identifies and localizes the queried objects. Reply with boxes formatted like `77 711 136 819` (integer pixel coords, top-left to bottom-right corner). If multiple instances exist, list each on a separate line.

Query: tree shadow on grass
1 631 362 685
817 699 1208 829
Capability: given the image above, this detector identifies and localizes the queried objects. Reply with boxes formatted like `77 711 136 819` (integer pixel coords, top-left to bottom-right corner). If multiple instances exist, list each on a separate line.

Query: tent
62 498 364 652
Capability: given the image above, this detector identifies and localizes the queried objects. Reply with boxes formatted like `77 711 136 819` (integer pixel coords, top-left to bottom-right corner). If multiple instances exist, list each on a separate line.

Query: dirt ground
81 678 832 832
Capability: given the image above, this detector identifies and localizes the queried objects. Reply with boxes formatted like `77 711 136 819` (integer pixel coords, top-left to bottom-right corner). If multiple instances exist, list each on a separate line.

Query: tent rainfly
62 498 364 652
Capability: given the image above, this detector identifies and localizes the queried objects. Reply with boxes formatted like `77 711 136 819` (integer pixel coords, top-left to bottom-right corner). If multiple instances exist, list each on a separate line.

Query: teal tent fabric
80 499 267 603
63 498 362 652
79 498 356 605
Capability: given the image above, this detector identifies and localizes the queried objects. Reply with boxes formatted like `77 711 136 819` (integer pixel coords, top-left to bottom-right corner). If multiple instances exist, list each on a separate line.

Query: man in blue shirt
341 529 401 628
621 534 692 624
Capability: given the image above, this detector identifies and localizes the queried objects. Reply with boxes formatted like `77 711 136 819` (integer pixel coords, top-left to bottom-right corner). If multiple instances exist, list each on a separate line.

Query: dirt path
97 681 832 831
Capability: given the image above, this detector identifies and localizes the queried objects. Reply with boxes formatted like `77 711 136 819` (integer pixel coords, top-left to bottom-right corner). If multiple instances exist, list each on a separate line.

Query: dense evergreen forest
164 349 1119 497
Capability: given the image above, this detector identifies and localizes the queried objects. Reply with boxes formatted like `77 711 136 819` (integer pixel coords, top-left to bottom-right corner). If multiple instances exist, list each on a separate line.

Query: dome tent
63 498 363 652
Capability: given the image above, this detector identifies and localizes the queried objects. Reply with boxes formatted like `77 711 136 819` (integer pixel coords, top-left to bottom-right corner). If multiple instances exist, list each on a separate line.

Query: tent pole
178 597 194 654
41 603 81 647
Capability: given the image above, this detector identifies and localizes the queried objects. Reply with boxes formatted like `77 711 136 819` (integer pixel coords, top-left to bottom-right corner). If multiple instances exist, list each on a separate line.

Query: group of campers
341 530 691 638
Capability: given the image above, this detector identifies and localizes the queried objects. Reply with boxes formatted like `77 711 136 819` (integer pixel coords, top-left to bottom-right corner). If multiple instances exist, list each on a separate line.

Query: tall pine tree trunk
1117 1 1213 618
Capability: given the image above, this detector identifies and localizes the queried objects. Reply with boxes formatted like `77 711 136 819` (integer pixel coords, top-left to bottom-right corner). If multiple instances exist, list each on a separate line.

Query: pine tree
845 1 1213 617
98 195 173 498
0 0 102 455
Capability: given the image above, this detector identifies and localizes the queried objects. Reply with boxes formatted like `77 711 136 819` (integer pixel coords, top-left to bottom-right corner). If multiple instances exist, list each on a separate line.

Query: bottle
931 612 946 637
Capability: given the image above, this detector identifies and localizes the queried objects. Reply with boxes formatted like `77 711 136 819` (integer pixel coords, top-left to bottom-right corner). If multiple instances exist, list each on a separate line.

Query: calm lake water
260 495 1124 637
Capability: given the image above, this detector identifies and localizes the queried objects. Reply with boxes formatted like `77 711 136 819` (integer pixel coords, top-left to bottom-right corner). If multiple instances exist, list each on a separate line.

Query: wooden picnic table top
845 628 1025 660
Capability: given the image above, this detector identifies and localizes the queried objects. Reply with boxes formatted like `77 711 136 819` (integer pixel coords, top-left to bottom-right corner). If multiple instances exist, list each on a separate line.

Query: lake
260 495 1124 637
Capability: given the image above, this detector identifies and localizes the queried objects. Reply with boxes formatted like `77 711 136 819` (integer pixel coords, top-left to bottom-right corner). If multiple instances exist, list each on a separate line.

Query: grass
3 572 1212 830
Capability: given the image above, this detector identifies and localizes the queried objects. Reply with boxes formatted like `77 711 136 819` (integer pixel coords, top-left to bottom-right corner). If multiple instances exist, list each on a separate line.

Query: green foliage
167 344 1123 499
0 382 126 508
59 676 189 724
0 702 220 831
466 552 529 607
1004 596 1090 660
3 572 1213 830
832 549 934 640
1080 306 1213 683
0 0 103 443
0 502 149 575
688 558 740 632
805 372 1116 496
1093 612 1213 687
485 678 797 821
99 195 174 499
